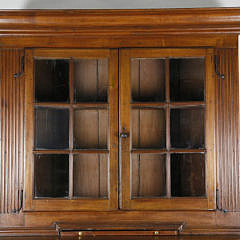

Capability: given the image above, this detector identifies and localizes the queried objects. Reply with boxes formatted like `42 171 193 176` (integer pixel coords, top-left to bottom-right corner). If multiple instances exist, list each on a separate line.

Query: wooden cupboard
0 8 240 236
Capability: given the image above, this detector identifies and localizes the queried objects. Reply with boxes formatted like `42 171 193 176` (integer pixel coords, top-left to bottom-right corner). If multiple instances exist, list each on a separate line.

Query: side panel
216 48 240 211
0 49 24 214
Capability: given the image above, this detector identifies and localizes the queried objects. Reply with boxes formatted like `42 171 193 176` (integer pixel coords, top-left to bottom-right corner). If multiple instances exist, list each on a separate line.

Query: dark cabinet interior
31 54 111 202
34 154 69 198
35 59 70 103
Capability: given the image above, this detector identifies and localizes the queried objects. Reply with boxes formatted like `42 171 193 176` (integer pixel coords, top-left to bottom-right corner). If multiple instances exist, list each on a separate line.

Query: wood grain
131 154 166 197
131 59 165 102
131 108 166 148
0 49 24 214
74 109 108 149
0 35 237 49
74 59 108 102
119 49 131 209
215 49 240 211
0 10 238 48
73 154 108 198
0 9 240 35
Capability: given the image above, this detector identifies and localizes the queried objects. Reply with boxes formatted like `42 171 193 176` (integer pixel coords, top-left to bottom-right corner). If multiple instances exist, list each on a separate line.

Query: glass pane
73 154 108 198
34 154 69 198
34 59 69 102
170 107 205 149
132 108 166 148
131 59 165 102
74 109 108 149
170 58 205 101
34 107 69 149
171 153 205 197
132 154 166 198
74 59 108 102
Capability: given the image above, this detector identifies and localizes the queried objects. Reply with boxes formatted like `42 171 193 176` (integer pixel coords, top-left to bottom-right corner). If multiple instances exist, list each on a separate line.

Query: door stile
119 49 132 209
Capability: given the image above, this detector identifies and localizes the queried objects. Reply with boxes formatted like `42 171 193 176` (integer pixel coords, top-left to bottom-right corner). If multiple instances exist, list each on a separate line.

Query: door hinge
216 189 228 213
14 54 25 78
214 55 225 80
12 189 23 214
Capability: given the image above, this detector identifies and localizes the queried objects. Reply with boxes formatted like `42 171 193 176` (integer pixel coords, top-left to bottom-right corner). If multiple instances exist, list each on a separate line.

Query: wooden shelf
72 103 108 108
34 102 108 108
131 149 205 154
33 149 109 154
131 101 205 108
170 101 205 108
131 102 166 108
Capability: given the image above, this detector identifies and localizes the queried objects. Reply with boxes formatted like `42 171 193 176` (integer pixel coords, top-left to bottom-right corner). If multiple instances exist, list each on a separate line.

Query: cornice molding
0 8 240 35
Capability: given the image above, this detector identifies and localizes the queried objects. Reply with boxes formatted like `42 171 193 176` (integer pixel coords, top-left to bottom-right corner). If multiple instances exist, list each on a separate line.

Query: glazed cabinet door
120 48 216 210
24 49 118 211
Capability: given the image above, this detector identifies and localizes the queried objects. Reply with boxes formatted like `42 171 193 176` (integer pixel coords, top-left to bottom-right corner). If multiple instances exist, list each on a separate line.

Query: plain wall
0 0 239 9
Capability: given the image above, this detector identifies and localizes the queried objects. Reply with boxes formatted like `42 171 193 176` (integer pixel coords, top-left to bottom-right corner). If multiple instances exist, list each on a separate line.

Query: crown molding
0 8 240 35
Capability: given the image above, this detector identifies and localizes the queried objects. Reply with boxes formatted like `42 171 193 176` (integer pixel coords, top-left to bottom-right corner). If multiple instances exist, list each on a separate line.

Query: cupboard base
1 211 240 236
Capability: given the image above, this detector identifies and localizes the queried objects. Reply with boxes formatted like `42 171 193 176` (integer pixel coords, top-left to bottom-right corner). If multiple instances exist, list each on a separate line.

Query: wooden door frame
119 48 216 210
24 48 119 211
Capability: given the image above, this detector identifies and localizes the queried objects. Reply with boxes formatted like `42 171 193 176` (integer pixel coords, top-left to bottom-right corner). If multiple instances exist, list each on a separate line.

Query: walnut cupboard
0 8 240 236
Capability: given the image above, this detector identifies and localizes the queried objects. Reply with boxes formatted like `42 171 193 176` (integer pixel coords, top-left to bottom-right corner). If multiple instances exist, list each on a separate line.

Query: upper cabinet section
0 8 240 220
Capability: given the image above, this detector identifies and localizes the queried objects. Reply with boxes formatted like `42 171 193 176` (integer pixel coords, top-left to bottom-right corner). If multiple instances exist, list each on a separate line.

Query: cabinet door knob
120 132 128 138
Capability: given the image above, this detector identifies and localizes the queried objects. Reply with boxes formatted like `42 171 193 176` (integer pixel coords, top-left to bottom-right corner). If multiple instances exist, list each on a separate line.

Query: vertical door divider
69 59 74 199
165 58 171 198
118 49 121 209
